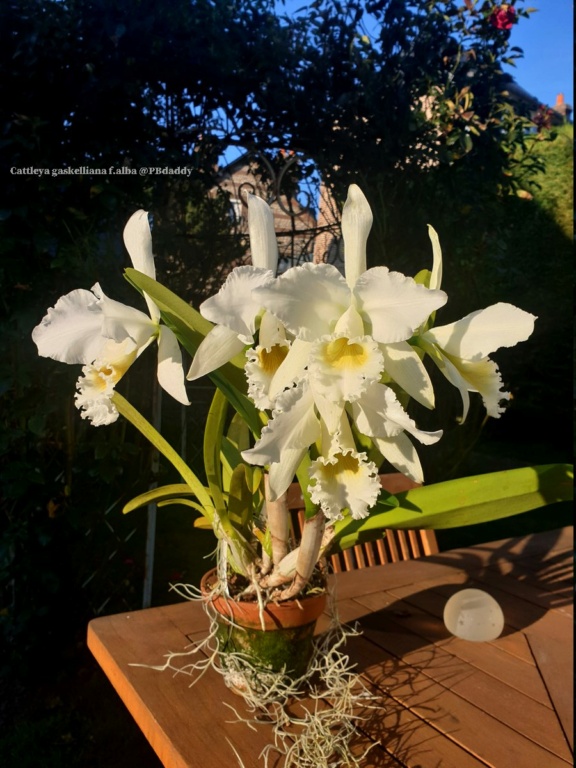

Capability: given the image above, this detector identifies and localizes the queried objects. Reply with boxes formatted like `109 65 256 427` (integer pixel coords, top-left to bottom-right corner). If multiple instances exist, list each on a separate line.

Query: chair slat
284 474 438 572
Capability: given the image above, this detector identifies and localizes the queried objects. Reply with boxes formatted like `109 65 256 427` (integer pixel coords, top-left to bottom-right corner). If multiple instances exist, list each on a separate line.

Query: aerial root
134 581 382 767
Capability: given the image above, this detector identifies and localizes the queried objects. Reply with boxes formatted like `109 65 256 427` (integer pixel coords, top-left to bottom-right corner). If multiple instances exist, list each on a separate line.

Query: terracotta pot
200 569 327 688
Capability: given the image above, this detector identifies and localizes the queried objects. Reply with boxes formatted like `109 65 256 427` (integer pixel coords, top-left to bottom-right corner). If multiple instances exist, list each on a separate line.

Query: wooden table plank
346 594 571 762
350 636 572 768
353 586 553 704
88 527 573 768
87 606 279 768
359 677 491 768
526 629 574 753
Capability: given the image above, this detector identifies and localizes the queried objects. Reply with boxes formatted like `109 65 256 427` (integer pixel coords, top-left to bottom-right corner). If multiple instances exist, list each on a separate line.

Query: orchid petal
187 324 246 380
424 303 536 361
123 210 160 323
247 194 278 272
258 310 285 349
342 184 372 289
453 355 511 419
245 384 321 500
373 433 425 484
351 382 402 438
313 390 344 434
157 326 190 405
246 339 290 409
199 266 274 343
268 448 309 501
309 449 380 521
317 410 356 458
254 263 351 341
268 338 312 400
123 210 156 279
381 341 435 409
354 268 447 343
426 340 511 420
318 416 342 458
75 383 119 426
351 383 442 444
74 338 139 426
420 339 472 421
428 225 443 291
309 333 383 403
334 410 357 450
242 385 320 466
96 286 157 349
32 287 105 365
334 305 364 338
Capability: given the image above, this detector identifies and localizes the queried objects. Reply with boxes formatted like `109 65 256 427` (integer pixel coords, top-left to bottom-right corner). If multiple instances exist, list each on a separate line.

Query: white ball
443 588 504 642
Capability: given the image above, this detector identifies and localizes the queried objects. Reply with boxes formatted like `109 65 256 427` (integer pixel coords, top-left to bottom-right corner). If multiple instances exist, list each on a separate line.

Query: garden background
0 1 572 766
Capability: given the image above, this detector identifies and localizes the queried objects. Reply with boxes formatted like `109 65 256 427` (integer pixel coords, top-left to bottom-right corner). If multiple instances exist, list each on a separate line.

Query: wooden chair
286 475 438 573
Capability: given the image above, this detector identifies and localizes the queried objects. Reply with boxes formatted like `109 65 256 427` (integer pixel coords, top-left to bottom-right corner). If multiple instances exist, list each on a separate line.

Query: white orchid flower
241 302 387 504
241 186 448 505
419 231 537 420
421 304 536 420
32 210 189 424
245 312 290 409
73 337 139 426
253 185 447 406
308 416 380 521
351 382 442 484
242 330 441 506
242 355 436 511
242 383 322 500
187 194 281 385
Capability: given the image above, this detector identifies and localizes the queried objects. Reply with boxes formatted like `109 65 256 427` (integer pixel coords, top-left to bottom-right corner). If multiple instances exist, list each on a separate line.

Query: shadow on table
423 526 573 618
329 532 573 681
328 529 573 766
344 629 464 768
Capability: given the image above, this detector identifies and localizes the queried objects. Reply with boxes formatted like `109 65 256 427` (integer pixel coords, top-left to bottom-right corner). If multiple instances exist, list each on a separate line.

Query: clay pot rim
200 568 328 631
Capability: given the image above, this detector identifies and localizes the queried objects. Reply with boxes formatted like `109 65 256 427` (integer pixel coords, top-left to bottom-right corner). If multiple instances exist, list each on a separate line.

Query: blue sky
275 1 573 111
504 2 574 108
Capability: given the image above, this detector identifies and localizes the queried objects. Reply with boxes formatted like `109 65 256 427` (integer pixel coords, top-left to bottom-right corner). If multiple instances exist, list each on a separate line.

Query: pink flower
490 4 516 30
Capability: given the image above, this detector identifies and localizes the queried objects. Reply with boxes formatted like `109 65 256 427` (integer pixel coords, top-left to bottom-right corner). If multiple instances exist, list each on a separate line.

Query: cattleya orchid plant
33 186 571 603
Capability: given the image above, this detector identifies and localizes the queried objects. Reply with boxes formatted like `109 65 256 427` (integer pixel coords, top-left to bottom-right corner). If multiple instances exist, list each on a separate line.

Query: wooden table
88 527 573 768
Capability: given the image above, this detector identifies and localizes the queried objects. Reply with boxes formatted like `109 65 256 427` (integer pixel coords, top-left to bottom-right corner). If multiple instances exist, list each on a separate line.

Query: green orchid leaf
194 516 215 530
113 392 214 520
202 388 255 572
250 466 264 496
227 412 251 453
157 498 208 516
221 414 252 491
203 388 228 518
413 268 431 287
331 464 573 554
123 483 200 514
124 268 251 395
295 453 319 519
125 269 262 437
125 267 211 346
377 486 400 509
228 463 253 530
212 373 263 439
221 436 246 477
